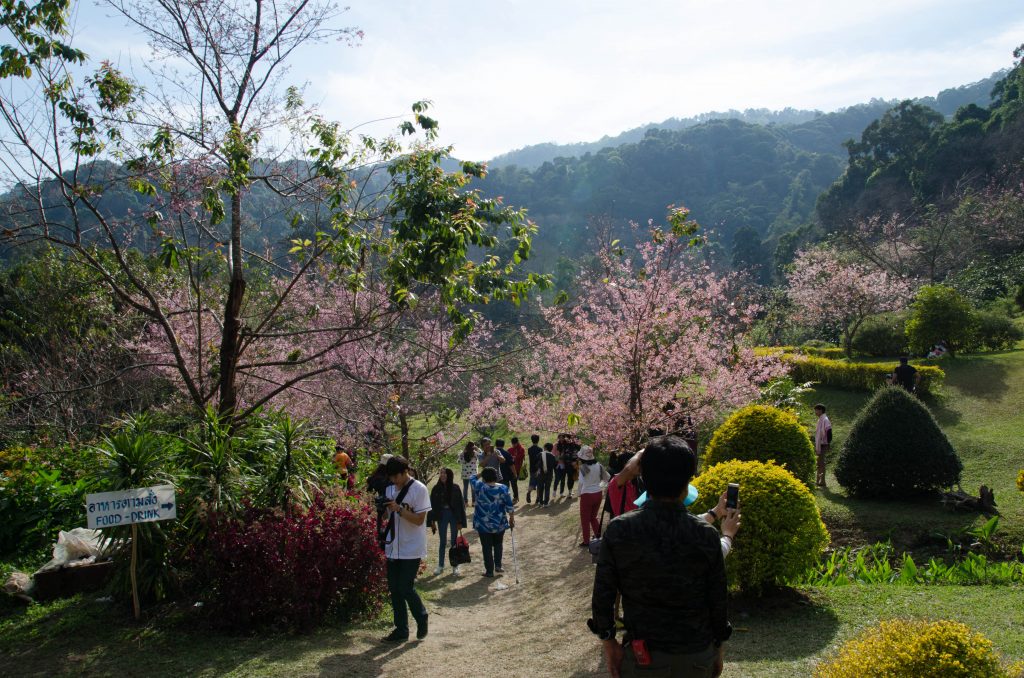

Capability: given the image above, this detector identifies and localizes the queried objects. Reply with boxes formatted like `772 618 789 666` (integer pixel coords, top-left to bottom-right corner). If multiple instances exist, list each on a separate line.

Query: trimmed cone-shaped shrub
704 405 815 486
814 619 1020 678
835 386 962 498
692 460 829 593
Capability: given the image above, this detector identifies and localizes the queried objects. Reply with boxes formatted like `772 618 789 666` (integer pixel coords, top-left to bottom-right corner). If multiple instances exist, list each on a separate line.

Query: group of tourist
359 429 746 678
457 433 585 507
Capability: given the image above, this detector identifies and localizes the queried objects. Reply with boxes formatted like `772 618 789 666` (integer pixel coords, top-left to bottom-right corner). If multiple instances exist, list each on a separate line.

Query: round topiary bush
703 405 816 486
835 386 962 498
851 313 908 357
692 459 829 593
814 619 1020 678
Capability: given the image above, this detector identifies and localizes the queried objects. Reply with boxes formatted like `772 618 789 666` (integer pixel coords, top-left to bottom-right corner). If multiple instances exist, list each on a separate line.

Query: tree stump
940 485 998 515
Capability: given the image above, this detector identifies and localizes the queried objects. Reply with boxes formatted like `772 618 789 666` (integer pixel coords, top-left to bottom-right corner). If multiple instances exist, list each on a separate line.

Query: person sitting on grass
469 466 515 577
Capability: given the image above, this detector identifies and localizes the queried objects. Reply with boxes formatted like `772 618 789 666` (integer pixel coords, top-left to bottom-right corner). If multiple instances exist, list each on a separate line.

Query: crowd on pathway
335 426 753 677
322 357 933 676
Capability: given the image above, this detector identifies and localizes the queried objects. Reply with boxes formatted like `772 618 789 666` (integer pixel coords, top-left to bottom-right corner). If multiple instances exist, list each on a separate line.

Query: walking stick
510 524 521 584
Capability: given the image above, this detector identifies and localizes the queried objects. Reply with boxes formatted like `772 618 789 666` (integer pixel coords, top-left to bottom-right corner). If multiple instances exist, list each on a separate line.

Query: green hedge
755 345 846 359
783 355 943 396
692 460 829 593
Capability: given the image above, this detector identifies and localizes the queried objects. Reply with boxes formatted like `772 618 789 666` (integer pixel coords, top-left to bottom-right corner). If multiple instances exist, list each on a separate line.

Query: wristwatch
707 507 718 520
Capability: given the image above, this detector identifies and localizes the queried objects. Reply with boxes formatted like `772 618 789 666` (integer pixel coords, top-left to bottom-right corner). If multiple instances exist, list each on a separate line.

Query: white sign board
86 485 177 529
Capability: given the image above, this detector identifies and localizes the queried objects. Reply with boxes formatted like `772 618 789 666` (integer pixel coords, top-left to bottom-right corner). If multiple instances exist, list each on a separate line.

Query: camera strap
381 480 414 548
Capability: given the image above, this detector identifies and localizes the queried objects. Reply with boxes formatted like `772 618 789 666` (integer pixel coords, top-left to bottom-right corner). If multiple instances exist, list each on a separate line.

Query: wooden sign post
86 485 177 619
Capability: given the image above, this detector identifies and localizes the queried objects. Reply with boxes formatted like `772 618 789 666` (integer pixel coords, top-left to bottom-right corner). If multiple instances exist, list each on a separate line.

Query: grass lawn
799 350 1024 553
3 575 1022 677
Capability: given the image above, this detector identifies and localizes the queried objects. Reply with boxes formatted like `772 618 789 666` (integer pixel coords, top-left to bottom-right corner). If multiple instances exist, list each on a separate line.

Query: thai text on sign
86 485 177 529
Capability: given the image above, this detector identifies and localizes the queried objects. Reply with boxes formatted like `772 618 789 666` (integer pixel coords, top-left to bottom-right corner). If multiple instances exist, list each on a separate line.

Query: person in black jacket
589 435 735 677
526 434 543 504
426 468 468 576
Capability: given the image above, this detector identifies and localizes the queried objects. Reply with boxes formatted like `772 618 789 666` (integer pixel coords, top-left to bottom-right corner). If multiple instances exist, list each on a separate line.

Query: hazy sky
73 0 1024 160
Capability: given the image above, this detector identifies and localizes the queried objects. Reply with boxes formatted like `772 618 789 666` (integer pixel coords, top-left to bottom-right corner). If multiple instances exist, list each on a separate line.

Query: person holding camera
469 466 515 577
589 435 735 677
380 455 431 643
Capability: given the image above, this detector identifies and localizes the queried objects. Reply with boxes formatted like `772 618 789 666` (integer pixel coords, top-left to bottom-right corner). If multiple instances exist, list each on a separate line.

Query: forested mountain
818 60 1024 231
1 66 1016 283
468 67 1014 276
487 71 1006 171
475 119 843 272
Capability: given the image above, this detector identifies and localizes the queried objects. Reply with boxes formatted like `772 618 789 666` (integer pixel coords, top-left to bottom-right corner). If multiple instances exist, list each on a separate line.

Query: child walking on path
460 442 478 506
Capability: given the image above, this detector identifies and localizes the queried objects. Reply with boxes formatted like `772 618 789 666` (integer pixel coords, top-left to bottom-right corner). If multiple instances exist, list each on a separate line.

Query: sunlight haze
74 0 1024 159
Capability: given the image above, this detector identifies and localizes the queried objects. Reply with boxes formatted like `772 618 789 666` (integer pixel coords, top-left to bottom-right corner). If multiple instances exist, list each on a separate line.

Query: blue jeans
479 530 505 574
437 507 458 567
462 478 473 504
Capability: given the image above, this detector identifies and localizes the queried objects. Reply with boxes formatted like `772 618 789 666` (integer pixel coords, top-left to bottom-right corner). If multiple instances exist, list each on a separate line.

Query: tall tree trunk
218 191 246 417
399 407 410 459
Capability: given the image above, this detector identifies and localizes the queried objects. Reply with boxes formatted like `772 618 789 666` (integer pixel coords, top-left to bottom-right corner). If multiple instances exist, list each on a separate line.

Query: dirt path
316 495 605 678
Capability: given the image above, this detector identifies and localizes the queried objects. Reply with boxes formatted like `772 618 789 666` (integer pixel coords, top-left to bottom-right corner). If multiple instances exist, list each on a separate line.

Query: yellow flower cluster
1017 469 1024 494
692 459 829 592
815 619 1016 678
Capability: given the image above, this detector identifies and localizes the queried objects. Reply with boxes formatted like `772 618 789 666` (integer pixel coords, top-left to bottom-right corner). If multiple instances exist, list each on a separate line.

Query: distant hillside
474 118 844 275
487 71 1007 171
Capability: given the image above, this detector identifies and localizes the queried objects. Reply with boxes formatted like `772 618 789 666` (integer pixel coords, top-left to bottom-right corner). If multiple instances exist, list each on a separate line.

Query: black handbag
448 533 471 565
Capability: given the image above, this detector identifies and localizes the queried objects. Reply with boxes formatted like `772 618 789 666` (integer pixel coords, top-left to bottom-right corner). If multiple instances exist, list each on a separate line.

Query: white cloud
72 0 1024 159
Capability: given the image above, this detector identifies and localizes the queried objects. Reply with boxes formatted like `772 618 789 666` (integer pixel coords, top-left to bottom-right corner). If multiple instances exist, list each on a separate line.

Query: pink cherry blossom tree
787 246 916 357
0 0 546 430
472 211 784 450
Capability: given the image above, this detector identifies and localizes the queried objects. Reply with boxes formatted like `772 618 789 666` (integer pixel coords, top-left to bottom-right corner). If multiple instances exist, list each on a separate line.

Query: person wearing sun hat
575 444 610 547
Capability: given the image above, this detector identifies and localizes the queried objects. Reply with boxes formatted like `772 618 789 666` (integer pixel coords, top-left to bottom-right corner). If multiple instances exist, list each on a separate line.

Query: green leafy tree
0 0 546 424
730 226 771 285
905 284 976 356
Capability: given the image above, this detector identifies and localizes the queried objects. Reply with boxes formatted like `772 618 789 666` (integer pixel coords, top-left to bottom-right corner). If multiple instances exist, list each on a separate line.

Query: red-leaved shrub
194 492 386 631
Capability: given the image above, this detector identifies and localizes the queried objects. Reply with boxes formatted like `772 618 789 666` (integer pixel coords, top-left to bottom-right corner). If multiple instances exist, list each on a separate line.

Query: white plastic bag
35 528 104 574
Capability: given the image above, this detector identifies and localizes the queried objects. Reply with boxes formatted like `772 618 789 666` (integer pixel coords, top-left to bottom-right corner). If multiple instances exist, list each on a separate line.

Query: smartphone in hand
726 483 739 509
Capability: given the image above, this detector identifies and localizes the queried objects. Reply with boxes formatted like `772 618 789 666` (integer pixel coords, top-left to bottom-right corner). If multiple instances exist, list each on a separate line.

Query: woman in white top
459 441 478 506
574 445 609 547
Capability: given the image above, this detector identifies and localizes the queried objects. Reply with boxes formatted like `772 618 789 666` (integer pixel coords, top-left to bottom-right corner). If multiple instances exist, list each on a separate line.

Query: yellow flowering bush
692 459 828 593
703 405 816 486
1017 469 1024 494
815 619 1019 678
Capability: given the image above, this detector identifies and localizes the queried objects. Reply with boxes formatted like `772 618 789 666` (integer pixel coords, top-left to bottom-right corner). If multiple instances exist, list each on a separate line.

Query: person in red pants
575 445 609 546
